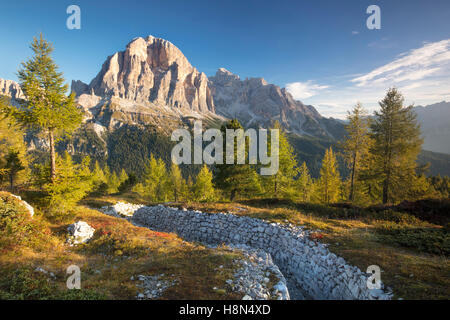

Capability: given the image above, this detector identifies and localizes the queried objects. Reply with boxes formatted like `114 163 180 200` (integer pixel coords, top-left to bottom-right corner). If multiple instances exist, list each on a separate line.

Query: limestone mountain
73 36 214 113
209 68 346 140
70 36 344 140
69 36 224 138
0 78 24 101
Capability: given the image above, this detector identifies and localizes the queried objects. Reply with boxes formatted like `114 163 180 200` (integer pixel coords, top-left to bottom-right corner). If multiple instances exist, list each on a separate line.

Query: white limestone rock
101 201 144 217
10 194 34 217
67 221 95 245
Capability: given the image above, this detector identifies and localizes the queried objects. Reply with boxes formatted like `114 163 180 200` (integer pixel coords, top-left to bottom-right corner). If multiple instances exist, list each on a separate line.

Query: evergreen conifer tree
1 34 82 182
194 165 215 202
297 162 313 202
262 121 299 199
213 119 261 201
339 103 372 202
317 147 341 204
370 88 423 204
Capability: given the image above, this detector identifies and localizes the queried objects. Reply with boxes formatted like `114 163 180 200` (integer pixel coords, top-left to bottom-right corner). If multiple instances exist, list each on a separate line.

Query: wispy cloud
352 31 359 35
286 39 450 119
285 81 329 99
352 39 450 87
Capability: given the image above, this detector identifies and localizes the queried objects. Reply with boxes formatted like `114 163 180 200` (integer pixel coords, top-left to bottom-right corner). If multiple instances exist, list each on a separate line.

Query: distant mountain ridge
1 35 449 177
209 68 346 139
66 35 344 140
413 101 450 155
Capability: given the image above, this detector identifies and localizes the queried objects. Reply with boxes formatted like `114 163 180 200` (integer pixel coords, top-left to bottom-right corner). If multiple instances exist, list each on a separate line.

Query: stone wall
133 205 391 300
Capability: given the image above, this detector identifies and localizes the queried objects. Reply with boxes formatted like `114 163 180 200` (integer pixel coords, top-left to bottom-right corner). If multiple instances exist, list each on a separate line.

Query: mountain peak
84 35 214 113
217 67 234 75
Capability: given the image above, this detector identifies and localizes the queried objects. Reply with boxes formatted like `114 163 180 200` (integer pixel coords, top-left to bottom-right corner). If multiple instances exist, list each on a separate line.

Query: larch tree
92 161 107 189
118 169 129 186
44 152 94 214
0 114 29 188
262 121 298 199
213 119 261 201
2 34 82 183
339 103 372 202
297 162 313 202
4 150 25 190
370 88 423 204
143 155 168 201
169 162 187 202
194 164 215 202
317 147 341 204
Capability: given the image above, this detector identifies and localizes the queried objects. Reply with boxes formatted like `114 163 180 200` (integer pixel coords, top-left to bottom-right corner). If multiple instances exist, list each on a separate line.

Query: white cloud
352 39 450 87
352 31 359 35
285 81 329 99
294 39 450 119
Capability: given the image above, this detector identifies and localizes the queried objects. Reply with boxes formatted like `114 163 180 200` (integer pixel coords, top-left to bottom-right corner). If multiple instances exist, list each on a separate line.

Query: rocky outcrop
209 68 344 139
0 79 24 101
10 194 34 217
101 201 144 217
67 221 95 245
134 274 179 300
80 36 214 114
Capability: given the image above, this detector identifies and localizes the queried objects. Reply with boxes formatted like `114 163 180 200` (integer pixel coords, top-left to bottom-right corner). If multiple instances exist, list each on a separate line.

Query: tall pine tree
143 155 169 201
194 164 215 202
317 147 341 204
339 103 372 202
262 121 299 199
213 119 261 201
297 162 313 202
2 34 82 182
169 162 188 202
370 88 423 204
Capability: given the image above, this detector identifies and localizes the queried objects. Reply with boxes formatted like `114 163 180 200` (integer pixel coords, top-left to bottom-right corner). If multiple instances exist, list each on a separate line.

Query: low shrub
0 267 106 300
0 192 41 249
375 223 450 256
79 233 149 258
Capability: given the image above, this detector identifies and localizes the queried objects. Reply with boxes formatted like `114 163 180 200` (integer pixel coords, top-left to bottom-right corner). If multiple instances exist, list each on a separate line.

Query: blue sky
1 0 449 118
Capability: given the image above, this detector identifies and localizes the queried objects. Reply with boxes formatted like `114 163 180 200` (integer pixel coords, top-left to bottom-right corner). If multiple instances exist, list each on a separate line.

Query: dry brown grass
0 203 244 300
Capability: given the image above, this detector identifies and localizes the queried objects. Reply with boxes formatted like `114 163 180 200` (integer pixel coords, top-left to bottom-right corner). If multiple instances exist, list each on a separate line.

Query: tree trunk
349 152 357 202
230 189 236 202
383 171 390 204
49 130 56 183
9 172 14 191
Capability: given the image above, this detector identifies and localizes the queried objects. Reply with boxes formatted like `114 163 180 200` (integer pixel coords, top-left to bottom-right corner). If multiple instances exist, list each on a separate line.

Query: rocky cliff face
74 36 214 114
68 36 345 139
0 79 24 101
209 68 341 139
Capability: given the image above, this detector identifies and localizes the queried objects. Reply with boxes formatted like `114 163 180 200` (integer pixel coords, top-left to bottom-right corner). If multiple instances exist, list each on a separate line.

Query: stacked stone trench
131 205 391 300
